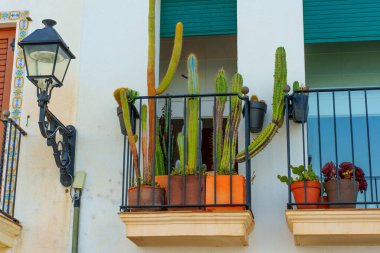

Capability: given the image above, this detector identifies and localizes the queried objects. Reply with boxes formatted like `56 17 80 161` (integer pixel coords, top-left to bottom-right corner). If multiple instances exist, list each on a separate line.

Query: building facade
0 0 379 252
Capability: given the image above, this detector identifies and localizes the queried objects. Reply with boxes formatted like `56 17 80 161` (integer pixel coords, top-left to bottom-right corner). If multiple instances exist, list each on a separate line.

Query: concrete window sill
119 211 254 247
286 209 380 246
0 215 21 249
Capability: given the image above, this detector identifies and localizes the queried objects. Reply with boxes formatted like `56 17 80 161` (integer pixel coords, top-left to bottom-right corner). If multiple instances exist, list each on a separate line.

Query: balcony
283 86 380 246
0 114 27 249
117 93 254 247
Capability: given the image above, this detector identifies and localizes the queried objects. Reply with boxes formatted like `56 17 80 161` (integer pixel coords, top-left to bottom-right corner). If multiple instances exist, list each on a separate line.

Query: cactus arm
120 89 140 179
156 22 183 95
236 47 287 163
236 123 279 162
214 69 228 170
186 54 200 174
220 73 243 172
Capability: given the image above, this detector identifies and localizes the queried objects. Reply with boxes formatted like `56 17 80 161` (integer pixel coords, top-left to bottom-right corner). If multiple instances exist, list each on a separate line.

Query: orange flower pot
206 175 246 211
155 175 168 191
290 181 321 209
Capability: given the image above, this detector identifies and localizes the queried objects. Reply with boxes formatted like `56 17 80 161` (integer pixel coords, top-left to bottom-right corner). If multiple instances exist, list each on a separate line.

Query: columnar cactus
120 89 139 178
236 47 288 162
214 69 228 170
186 54 200 174
146 0 183 181
220 73 243 173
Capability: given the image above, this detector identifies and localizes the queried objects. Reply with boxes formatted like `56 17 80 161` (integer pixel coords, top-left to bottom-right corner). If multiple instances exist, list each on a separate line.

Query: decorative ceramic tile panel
0 10 29 215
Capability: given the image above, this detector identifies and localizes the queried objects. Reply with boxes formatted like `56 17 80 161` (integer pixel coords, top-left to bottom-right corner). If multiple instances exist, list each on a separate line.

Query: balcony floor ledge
119 210 254 247
0 215 21 248
286 209 380 246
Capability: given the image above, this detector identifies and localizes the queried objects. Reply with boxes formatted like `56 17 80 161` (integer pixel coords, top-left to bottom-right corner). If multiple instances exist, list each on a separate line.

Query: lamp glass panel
53 46 71 82
24 44 58 76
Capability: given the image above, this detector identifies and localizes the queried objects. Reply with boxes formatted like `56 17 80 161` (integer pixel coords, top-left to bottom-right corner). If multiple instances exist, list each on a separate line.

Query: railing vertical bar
244 95 251 210
348 91 357 197
11 129 22 217
137 99 142 180
316 92 323 202
121 135 126 208
364 90 374 202
229 95 233 205
167 98 172 206
183 97 187 206
2 121 13 211
0 120 8 205
285 96 292 209
301 103 307 205
332 91 340 203
375 178 378 208
152 98 157 207
198 97 202 207
213 96 217 205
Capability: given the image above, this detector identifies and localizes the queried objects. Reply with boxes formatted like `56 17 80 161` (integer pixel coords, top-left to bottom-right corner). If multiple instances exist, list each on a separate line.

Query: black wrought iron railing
0 113 27 222
285 86 380 209
119 92 252 211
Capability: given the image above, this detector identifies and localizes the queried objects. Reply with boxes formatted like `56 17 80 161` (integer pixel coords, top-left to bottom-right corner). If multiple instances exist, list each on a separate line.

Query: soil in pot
325 179 359 208
166 175 205 211
206 175 246 211
290 181 321 209
128 186 165 211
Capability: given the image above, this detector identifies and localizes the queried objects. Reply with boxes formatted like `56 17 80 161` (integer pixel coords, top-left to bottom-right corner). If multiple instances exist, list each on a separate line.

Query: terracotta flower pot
325 179 359 208
290 181 321 209
317 196 330 209
128 186 165 211
166 175 205 211
205 175 246 211
155 175 168 192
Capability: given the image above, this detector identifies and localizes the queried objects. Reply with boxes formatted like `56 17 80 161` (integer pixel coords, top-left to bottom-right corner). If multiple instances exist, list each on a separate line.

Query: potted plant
166 54 206 211
322 162 367 208
206 71 246 211
248 94 267 133
291 81 309 123
278 164 321 209
116 89 165 211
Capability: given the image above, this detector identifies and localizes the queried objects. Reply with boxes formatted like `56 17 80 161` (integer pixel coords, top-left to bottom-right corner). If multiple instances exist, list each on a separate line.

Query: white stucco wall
1 1 82 253
1 0 380 253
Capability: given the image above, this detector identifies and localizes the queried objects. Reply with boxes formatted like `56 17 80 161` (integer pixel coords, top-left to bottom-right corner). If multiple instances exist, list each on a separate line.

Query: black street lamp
19 19 76 187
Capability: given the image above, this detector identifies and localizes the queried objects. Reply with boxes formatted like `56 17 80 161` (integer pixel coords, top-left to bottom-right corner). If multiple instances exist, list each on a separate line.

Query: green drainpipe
71 171 86 253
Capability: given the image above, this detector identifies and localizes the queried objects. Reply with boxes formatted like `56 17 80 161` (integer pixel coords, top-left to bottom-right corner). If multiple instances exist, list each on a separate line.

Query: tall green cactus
186 54 200 174
219 73 243 173
214 69 228 170
236 47 288 163
120 89 139 178
147 0 183 179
